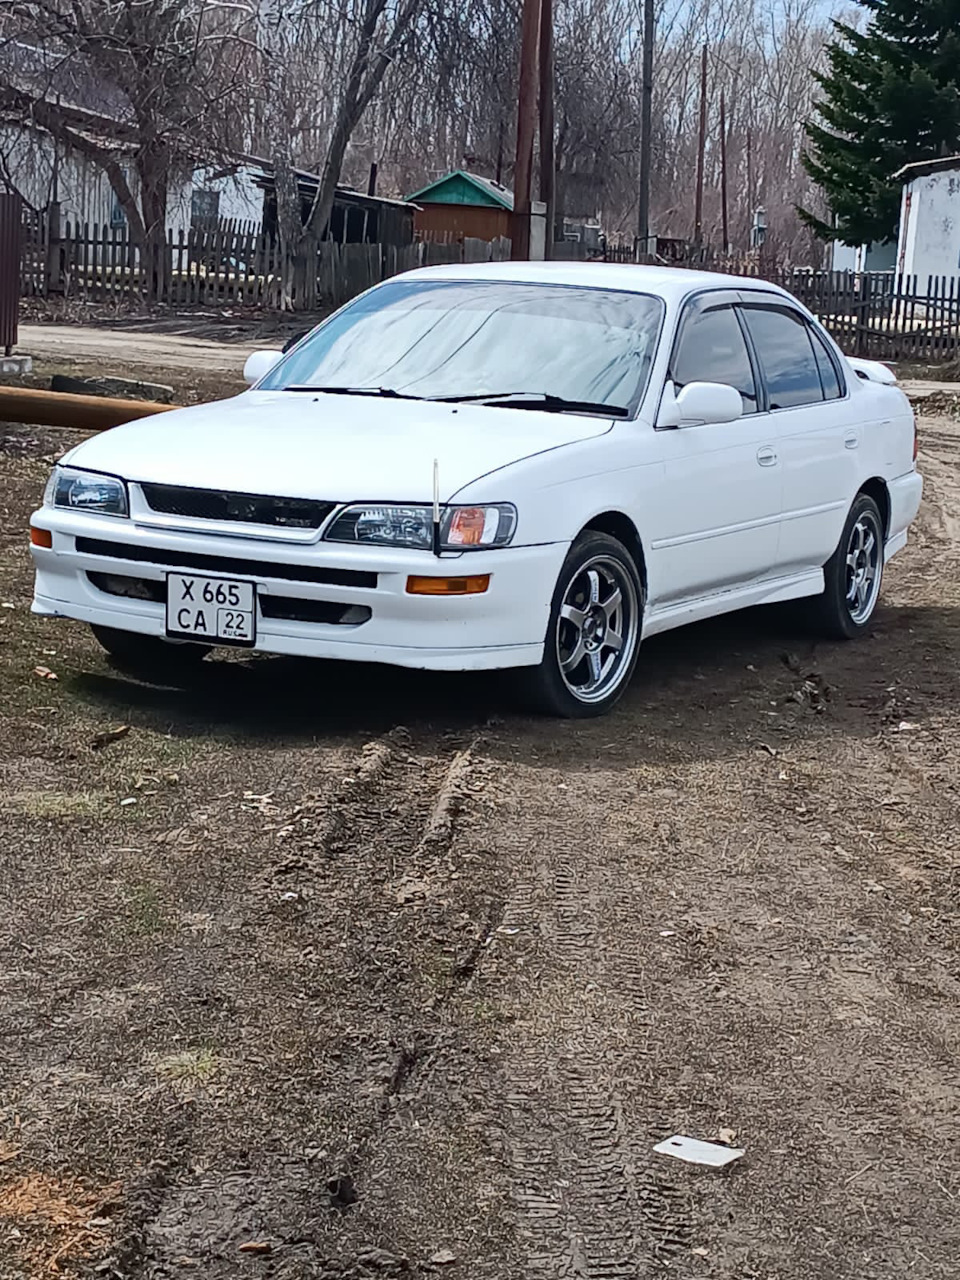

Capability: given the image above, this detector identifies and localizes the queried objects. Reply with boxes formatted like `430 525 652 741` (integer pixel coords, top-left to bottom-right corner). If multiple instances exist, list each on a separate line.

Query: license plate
166 573 256 646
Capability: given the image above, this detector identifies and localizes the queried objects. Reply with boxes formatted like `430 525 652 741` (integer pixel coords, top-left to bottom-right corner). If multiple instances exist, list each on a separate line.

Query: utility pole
745 126 753 228
511 0 541 260
636 0 654 257
693 44 707 246
538 0 556 258
719 89 728 255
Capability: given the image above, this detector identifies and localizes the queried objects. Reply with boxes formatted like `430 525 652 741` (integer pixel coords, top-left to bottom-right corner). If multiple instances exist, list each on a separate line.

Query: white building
895 156 960 278
1 117 264 234
830 240 897 273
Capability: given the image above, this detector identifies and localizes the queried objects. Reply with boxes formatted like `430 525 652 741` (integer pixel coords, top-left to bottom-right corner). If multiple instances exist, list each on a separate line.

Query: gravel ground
1 372 958 1279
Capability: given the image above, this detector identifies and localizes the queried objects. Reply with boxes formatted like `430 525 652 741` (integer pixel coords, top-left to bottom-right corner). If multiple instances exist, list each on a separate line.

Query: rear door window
741 306 825 410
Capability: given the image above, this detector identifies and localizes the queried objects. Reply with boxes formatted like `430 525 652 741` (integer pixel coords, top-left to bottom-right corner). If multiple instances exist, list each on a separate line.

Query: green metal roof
405 169 514 211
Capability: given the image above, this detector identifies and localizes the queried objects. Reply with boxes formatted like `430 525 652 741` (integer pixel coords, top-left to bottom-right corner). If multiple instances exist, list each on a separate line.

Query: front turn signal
30 526 53 548
406 574 490 596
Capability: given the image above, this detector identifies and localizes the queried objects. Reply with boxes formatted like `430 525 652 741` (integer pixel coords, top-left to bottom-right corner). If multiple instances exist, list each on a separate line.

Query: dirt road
17 324 259 375
1 406 959 1278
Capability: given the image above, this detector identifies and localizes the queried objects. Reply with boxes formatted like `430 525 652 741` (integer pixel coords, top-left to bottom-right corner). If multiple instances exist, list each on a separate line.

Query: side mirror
674 381 743 426
243 349 283 386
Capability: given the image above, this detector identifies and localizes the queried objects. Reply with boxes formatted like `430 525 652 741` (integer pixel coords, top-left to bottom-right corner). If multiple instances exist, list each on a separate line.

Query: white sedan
30 263 922 717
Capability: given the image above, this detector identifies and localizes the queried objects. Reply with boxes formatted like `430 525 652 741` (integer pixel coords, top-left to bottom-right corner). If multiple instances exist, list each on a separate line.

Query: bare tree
0 0 257 294
1 0 845 306
253 0 425 307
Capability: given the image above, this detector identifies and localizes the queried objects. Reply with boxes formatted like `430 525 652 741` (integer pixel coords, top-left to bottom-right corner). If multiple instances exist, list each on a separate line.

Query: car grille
258 597 371 625
76 537 377 588
88 571 371 625
140 482 335 530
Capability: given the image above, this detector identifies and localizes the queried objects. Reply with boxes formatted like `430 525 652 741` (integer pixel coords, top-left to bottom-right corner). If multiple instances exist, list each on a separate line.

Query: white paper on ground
653 1135 745 1167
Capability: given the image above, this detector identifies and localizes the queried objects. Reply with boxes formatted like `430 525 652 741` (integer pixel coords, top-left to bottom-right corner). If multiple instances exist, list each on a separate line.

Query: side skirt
642 570 824 640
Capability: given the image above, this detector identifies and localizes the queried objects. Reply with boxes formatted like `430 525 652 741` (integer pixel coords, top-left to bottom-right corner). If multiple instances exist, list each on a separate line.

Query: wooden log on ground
0 385 174 431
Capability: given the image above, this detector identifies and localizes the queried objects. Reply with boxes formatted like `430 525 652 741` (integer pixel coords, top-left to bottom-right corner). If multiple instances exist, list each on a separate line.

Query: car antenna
432 458 442 557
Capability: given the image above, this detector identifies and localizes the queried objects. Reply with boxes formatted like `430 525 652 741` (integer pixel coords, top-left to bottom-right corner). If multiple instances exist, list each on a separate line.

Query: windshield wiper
434 391 629 418
285 385 426 399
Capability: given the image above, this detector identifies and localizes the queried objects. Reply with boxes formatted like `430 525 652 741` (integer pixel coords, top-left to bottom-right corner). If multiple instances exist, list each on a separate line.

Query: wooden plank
891 272 904 359
80 221 90 297
220 225 231 304
174 227 182 305
187 228 197 306
241 228 255 305
193 226 204 306
102 223 111 300
110 226 119 297
91 223 100 299
927 274 938 361
253 229 265 306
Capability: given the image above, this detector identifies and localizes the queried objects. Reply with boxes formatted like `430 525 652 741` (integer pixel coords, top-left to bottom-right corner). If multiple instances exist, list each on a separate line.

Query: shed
406 170 513 242
895 156 960 278
252 166 416 247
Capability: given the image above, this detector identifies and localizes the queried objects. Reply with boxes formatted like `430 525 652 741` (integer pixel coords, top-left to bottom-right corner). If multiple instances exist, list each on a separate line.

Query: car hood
65 391 615 501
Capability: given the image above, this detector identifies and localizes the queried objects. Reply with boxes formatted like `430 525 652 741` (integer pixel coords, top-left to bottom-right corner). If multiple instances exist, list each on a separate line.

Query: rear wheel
814 493 885 639
520 531 643 718
91 625 211 676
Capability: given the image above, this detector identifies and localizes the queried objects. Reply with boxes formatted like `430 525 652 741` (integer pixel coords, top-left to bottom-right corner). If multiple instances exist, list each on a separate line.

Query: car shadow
67 600 960 762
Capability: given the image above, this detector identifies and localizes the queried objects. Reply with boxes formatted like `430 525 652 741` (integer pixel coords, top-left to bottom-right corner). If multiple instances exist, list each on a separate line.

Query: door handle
757 447 778 467
844 432 859 450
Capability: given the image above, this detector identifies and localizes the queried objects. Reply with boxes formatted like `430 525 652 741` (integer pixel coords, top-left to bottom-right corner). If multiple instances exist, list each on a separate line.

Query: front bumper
30 509 567 672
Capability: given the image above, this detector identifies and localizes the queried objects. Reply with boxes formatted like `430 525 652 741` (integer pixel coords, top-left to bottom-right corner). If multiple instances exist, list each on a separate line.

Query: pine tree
801 0 960 246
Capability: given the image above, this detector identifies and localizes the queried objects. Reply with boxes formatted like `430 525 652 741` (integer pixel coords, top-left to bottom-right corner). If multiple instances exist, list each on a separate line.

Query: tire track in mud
132 725 498 1278
500 819 693 1278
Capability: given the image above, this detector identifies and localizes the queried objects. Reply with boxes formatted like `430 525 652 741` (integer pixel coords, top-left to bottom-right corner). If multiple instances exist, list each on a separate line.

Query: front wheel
91 624 211 677
814 493 885 639
519 531 644 718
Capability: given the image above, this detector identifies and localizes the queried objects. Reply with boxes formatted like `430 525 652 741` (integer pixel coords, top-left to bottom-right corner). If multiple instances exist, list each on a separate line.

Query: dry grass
0 1174 121 1275
3 790 104 819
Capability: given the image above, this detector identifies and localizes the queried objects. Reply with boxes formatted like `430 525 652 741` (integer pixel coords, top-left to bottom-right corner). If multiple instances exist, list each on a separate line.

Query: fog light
406 574 490 596
30 526 53 548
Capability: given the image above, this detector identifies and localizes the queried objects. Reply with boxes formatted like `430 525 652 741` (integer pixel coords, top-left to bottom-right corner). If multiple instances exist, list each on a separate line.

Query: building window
110 194 126 228
191 188 220 229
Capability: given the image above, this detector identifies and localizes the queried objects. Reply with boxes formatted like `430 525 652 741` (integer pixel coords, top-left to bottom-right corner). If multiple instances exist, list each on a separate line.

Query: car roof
396 260 789 304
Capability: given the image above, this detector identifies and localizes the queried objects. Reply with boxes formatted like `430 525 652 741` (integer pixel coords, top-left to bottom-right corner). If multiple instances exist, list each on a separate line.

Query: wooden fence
20 218 512 310
19 213 960 362
780 271 960 362
603 251 960 362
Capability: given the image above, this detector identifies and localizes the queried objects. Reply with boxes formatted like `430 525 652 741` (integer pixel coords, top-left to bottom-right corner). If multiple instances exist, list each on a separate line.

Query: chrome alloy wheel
845 508 883 624
555 554 640 704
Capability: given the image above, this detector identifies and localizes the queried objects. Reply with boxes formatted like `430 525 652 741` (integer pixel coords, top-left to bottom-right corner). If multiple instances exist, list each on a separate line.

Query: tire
814 492 885 639
91 624 211 676
519 531 644 718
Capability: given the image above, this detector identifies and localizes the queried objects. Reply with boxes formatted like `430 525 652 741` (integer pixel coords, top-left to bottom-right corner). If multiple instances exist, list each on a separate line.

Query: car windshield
258 279 664 415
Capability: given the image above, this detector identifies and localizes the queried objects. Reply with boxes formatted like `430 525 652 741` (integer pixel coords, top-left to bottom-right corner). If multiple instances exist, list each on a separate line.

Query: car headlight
43 466 129 517
325 503 517 550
